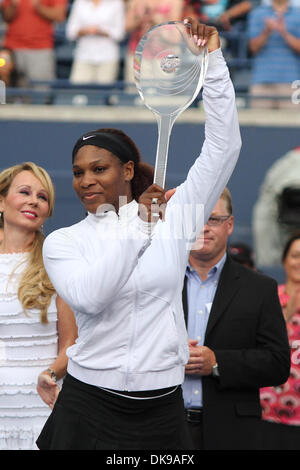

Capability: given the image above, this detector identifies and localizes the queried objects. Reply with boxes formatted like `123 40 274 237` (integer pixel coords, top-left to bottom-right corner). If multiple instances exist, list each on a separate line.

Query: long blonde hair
0 162 56 323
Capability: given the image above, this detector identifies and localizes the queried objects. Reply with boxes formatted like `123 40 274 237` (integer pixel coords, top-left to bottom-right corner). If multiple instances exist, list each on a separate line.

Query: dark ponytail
131 161 154 201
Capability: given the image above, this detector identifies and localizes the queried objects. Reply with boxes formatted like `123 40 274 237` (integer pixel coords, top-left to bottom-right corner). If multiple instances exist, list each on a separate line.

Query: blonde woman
0 162 77 450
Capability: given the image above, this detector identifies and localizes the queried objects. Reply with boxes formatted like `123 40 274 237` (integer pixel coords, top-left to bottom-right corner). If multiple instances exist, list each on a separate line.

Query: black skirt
261 420 300 450
36 373 192 450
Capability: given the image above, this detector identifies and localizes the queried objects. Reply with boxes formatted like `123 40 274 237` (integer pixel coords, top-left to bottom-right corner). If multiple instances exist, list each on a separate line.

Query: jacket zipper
124 270 139 391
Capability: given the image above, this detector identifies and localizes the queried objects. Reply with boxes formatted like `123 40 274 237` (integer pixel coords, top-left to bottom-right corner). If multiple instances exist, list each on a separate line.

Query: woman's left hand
37 372 60 410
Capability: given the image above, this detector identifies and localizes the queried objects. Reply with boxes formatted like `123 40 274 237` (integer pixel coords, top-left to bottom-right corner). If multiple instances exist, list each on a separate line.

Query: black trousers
186 413 300 451
36 373 193 450
185 409 205 450
261 420 300 450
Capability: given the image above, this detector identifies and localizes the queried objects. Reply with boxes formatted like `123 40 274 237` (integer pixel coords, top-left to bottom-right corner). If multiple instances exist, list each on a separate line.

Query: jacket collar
205 255 240 339
87 199 138 224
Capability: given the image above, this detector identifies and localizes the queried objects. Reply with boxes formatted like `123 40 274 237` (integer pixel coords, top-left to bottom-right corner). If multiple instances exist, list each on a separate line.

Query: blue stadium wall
1 116 300 281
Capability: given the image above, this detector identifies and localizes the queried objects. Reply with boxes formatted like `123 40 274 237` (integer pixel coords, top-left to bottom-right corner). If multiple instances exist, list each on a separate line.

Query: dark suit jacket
183 255 290 450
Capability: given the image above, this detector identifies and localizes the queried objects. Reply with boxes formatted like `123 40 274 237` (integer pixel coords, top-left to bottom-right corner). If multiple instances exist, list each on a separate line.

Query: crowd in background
0 0 299 108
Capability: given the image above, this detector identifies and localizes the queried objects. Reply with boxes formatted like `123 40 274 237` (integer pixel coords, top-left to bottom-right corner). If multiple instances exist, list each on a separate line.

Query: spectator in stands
216 0 254 31
262 0 300 6
0 46 19 101
0 162 77 450
260 231 300 450
1 0 67 87
248 0 300 109
124 0 184 84
182 0 201 19
0 47 17 86
183 0 253 31
183 0 254 65
65 0 125 84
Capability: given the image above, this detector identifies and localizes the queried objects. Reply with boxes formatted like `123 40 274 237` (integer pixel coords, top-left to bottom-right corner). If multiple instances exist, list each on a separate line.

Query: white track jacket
42 49 241 391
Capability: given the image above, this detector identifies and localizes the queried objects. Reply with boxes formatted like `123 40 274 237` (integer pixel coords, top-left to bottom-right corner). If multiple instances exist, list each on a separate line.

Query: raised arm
33 0 67 23
248 17 273 55
1 0 19 23
248 8 273 55
166 20 241 251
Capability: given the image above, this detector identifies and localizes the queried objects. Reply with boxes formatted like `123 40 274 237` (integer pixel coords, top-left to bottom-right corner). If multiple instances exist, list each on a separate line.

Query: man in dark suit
182 187 290 450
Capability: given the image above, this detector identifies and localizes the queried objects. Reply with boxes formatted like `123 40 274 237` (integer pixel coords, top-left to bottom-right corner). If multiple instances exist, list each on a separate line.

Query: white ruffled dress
0 253 58 450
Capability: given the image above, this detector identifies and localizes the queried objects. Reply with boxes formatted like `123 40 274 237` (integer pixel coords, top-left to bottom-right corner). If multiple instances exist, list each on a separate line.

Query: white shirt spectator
66 0 125 65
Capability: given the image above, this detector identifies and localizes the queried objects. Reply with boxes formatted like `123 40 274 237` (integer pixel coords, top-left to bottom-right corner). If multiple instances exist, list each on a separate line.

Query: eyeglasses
206 215 231 226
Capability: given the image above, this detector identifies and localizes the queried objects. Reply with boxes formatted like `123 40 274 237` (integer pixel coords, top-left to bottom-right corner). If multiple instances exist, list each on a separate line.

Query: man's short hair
220 187 233 215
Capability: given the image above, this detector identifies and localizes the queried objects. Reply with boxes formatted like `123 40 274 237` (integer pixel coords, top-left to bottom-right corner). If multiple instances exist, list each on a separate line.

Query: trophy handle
134 21 209 222
153 113 176 188
151 113 176 221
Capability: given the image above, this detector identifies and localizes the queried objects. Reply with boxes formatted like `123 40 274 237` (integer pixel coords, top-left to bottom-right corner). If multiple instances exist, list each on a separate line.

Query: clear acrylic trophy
134 21 209 193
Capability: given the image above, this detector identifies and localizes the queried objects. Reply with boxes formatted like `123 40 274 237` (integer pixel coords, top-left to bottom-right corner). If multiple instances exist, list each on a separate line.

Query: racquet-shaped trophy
134 21 208 218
